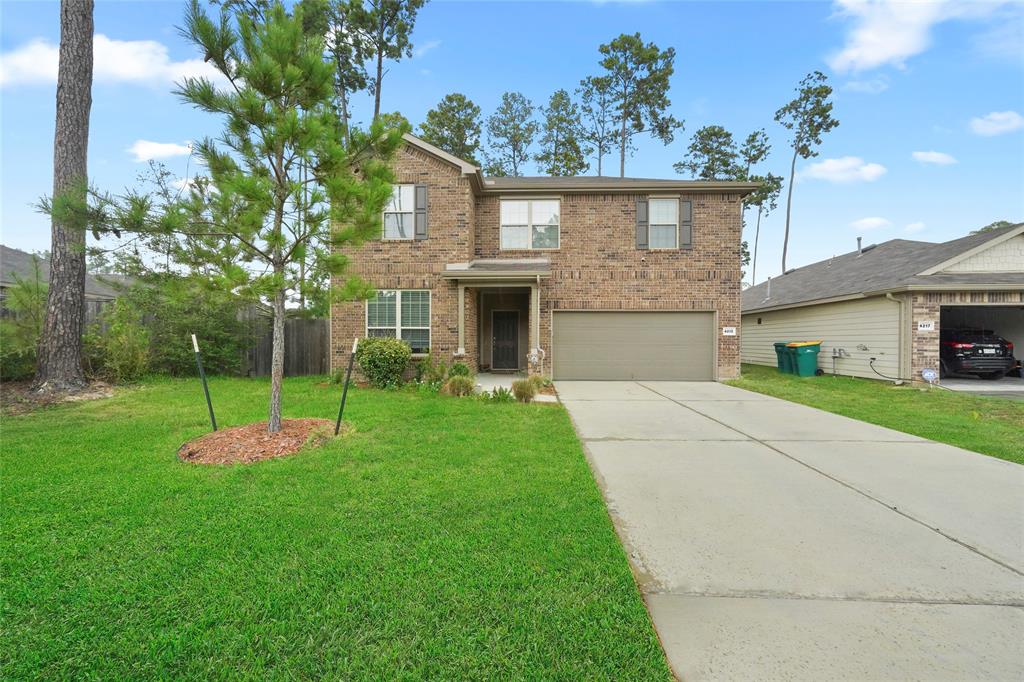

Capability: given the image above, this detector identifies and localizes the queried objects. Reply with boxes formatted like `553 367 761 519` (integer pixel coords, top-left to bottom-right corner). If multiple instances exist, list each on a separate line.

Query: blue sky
2 0 1022 281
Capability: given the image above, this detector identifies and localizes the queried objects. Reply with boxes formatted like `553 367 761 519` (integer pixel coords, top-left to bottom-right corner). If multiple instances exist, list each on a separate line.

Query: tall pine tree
536 89 589 176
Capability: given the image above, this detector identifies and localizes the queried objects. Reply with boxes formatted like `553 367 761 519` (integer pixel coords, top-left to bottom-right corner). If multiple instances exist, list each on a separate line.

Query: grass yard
1 377 670 680
728 364 1024 465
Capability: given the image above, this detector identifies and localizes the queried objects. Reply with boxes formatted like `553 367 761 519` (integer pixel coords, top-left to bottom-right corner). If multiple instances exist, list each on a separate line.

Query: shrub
356 337 411 388
487 386 515 403
527 374 546 392
448 362 471 378
442 375 475 396
88 299 150 383
120 275 249 376
0 255 47 381
415 355 448 385
512 378 536 403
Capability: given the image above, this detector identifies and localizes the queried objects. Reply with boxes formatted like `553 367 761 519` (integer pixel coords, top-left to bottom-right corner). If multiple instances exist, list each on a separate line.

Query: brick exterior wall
908 289 1024 380
331 143 744 380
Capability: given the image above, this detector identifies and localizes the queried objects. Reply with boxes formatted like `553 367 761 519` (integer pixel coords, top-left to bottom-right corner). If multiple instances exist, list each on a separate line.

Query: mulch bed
178 418 339 465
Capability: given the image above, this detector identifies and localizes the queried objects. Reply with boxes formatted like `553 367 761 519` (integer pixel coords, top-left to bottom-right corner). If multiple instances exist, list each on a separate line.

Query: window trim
365 289 431 354
647 196 679 250
499 198 561 251
382 184 415 241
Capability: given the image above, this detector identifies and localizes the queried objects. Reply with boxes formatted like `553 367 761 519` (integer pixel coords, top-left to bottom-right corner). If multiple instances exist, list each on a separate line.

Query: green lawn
1 377 669 680
728 364 1024 465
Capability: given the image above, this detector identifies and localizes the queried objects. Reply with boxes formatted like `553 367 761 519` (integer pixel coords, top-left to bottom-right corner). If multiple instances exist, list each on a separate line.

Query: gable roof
0 244 131 300
742 223 1024 313
400 133 758 196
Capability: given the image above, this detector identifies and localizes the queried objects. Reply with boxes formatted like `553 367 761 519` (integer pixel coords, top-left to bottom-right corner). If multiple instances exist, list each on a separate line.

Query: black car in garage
940 328 1017 379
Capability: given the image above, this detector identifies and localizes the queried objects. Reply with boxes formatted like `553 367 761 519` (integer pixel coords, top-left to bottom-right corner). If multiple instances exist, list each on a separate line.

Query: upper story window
500 199 560 250
366 289 430 354
648 198 679 249
383 184 415 240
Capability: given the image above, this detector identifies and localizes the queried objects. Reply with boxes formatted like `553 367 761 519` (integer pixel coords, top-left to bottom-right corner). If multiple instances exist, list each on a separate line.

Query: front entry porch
443 258 548 375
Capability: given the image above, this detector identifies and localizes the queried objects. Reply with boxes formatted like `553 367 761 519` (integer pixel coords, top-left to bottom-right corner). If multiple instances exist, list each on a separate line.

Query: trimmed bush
448 362 471 378
512 378 536 403
442 375 475 397
356 337 411 388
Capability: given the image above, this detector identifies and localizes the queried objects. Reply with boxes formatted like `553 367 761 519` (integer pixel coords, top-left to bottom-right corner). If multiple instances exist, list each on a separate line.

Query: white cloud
1 34 224 88
904 221 926 234
801 156 887 183
842 76 889 94
413 40 441 58
849 216 891 231
828 0 1004 73
128 140 192 162
969 111 1024 136
911 150 957 165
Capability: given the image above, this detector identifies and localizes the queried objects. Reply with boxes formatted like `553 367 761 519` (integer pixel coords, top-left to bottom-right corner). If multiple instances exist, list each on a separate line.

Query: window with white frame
382 184 415 240
648 198 678 249
500 199 560 250
366 290 430 353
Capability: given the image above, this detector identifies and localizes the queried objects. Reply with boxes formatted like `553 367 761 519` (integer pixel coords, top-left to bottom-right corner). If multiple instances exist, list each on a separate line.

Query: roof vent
856 236 863 256
861 243 878 254
784 268 796 275
763 276 771 302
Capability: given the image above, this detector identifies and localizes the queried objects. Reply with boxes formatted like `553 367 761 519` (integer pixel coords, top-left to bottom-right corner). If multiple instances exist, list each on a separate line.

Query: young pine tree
170 1 402 432
536 89 589 176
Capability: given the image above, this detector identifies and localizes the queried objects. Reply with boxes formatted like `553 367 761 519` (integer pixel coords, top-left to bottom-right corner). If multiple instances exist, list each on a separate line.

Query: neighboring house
741 224 1024 382
330 134 755 380
0 245 132 322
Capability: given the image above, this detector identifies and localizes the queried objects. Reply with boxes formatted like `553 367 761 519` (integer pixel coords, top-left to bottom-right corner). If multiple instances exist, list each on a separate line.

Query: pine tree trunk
267 283 286 433
752 206 763 285
35 0 93 393
781 148 798 273
619 119 627 177
372 24 384 119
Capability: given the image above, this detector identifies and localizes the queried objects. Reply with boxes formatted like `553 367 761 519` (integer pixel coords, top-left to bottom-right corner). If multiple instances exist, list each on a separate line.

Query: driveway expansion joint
642 590 1024 608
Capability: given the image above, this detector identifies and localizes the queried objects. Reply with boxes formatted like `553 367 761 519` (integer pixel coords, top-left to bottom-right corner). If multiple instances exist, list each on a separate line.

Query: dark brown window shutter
636 199 649 249
414 185 428 240
679 198 692 249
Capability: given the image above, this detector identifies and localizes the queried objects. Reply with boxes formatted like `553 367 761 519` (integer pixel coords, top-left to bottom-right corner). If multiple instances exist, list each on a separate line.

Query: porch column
530 283 540 351
457 284 466 355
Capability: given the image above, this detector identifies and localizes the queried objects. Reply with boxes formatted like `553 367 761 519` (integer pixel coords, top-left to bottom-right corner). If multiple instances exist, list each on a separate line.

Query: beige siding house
741 224 1024 383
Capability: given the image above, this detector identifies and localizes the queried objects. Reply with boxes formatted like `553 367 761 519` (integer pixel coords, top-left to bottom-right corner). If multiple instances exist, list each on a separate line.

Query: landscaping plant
84 299 150 383
355 337 411 388
448 361 471 377
0 256 47 381
96 1 404 432
441 375 475 397
512 378 536 403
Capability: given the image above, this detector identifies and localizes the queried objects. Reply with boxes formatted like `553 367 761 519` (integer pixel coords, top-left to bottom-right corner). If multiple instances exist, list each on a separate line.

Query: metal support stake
335 338 358 436
192 334 217 431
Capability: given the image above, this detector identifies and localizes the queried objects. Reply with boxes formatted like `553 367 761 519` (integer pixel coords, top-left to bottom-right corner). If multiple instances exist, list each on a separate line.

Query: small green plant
0 255 47 381
512 378 536 403
527 374 545 392
448 362 471 378
356 337 412 388
88 299 150 383
442 375 475 397
487 386 515 403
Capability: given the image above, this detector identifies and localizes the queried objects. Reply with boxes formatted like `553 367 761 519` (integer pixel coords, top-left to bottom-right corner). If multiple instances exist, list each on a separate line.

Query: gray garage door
552 311 715 380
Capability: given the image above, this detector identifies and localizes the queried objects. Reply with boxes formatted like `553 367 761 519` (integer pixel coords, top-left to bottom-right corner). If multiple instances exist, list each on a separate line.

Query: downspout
885 292 909 381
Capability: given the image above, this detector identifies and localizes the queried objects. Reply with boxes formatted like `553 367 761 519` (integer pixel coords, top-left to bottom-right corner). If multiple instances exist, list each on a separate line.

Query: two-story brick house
330 134 756 380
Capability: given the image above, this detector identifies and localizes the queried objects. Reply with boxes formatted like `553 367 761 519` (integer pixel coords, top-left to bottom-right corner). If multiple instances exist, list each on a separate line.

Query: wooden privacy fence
248 317 330 377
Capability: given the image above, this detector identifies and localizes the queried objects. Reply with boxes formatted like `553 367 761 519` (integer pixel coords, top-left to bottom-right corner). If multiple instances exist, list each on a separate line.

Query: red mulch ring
178 418 339 465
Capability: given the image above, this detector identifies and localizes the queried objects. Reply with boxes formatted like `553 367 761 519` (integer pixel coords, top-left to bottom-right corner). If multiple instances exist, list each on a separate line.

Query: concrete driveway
559 380 1024 681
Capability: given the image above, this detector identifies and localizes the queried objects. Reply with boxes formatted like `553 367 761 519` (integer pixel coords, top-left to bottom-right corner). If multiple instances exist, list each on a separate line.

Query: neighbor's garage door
552 311 715 380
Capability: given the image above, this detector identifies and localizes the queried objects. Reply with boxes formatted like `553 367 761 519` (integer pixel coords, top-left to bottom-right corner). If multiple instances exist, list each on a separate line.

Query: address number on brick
721 327 737 336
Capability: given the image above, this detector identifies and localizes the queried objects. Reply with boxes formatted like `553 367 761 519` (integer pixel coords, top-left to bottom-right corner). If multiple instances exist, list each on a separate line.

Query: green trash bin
773 342 791 374
787 341 822 377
